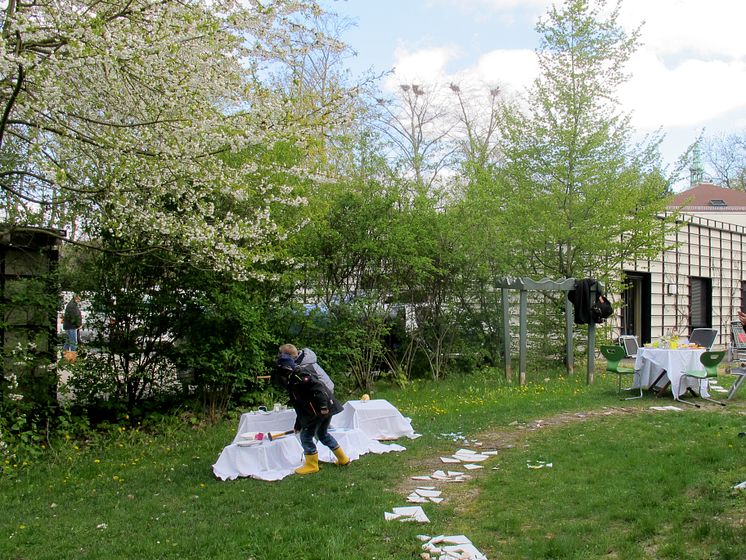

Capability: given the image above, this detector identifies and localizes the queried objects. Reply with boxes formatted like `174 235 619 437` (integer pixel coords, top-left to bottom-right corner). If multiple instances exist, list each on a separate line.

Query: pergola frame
496 277 601 385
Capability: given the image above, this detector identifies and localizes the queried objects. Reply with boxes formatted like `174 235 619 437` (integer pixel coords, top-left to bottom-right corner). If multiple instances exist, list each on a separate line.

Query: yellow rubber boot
332 446 350 466
295 452 319 475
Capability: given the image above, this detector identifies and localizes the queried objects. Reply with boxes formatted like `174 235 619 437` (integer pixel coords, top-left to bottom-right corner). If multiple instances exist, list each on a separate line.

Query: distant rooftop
670 183 746 211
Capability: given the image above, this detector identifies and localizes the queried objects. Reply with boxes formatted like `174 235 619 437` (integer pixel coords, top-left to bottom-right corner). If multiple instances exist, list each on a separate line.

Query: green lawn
2 369 745 559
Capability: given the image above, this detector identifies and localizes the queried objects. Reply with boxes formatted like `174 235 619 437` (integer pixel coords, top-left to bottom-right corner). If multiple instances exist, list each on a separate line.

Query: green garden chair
675 350 727 408
600 345 642 399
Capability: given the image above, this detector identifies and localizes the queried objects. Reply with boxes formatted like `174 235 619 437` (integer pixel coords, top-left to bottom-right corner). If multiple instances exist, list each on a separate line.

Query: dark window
690 277 712 329
709 199 727 206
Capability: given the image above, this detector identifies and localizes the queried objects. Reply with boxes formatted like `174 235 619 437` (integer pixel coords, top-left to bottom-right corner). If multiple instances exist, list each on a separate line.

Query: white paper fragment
455 454 489 462
420 535 488 560
412 476 433 481
417 486 437 490
416 534 432 541
385 506 430 523
407 494 429 503
447 471 464 476
463 464 484 470
429 497 444 503
649 406 684 411
415 489 442 498
440 456 461 463
527 461 553 469
441 543 488 559
733 481 746 490
482 450 499 456
429 535 471 545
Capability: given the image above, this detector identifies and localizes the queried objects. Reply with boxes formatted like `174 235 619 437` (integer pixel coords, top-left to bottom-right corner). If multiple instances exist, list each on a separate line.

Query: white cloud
472 49 538 93
621 51 746 131
618 0 746 59
386 45 461 88
387 46 538 102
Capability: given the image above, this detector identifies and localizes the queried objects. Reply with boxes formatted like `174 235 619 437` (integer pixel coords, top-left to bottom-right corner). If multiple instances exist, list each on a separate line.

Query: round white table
633 347 710 397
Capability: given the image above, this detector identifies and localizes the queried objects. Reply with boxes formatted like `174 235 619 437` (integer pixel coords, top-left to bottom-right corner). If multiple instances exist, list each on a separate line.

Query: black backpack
591 295 613 323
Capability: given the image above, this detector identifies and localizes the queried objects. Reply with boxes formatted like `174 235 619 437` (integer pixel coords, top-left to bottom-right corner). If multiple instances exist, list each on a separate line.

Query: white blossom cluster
0 0 345 277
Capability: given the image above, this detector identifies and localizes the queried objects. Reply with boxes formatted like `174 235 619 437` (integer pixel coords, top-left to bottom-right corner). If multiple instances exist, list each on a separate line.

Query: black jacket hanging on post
567 278 612 325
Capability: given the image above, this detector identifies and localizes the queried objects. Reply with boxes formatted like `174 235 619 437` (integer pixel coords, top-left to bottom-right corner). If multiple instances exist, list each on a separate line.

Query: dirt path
397 402 746 513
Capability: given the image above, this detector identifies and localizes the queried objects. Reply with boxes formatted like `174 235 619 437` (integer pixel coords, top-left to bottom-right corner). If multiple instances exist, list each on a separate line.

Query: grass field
2 368 745 559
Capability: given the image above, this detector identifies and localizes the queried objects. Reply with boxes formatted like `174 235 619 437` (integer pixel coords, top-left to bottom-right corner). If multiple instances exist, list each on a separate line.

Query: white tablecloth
319 427 405 462
331 399 417 440
233 409 296 443
214 427 405 481
213 435 304 481
633 347 710 397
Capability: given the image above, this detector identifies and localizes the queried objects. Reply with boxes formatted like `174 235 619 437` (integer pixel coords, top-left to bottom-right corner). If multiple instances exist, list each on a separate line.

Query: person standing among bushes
278 343 334 392
274 352 349 475
63 294 83 353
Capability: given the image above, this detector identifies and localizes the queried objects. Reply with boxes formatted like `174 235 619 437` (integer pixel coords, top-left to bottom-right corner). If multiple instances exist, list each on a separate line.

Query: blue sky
323 0 746 190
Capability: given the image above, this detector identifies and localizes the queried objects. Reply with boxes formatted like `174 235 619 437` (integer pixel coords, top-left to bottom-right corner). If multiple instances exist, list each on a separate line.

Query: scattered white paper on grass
415 488 442 498
417 534 431 541
453 449 491 462
407 493 428 503
429 469 470 482
412 475 432 481
527 461 552 469
440 456 461 463
463 464 484 470
420 535 488 560
385 506 430 523
427 535 472 545
734 481 746 490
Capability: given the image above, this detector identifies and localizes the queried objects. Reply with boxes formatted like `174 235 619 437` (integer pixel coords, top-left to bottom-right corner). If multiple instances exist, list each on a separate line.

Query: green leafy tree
499 0 677 282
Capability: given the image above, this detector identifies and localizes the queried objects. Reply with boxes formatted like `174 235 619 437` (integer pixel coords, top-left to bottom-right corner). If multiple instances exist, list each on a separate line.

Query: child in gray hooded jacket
279 343 334 392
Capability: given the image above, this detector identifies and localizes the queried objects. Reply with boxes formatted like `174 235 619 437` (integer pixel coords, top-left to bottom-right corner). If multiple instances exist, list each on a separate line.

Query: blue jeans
299 415 339 455
64 328 78 351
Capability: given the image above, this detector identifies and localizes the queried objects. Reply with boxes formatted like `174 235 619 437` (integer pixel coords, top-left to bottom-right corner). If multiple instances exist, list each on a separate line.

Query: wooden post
565 297 574 375
587 283 598 384
519 288 527 386
501 287 512 383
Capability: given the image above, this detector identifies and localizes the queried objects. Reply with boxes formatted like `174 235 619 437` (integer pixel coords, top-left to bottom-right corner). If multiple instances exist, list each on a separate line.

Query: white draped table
331 399 417 440
633 347 709 398
232 409 296 444
214 401 410 481
213 435 304 482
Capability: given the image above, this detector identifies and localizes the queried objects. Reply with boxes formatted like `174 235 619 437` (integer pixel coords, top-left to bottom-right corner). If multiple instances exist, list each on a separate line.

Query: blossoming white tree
0 0 341 277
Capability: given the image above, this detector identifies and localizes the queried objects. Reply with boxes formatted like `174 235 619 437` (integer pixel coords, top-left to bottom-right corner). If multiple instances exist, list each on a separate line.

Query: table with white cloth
213 435 304 481
214 406 407 481
232 409 296 444
633 347 710 398
330 399 417 440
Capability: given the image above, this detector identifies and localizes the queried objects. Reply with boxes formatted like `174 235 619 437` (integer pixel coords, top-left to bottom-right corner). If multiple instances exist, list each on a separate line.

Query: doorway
621 272 651 344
